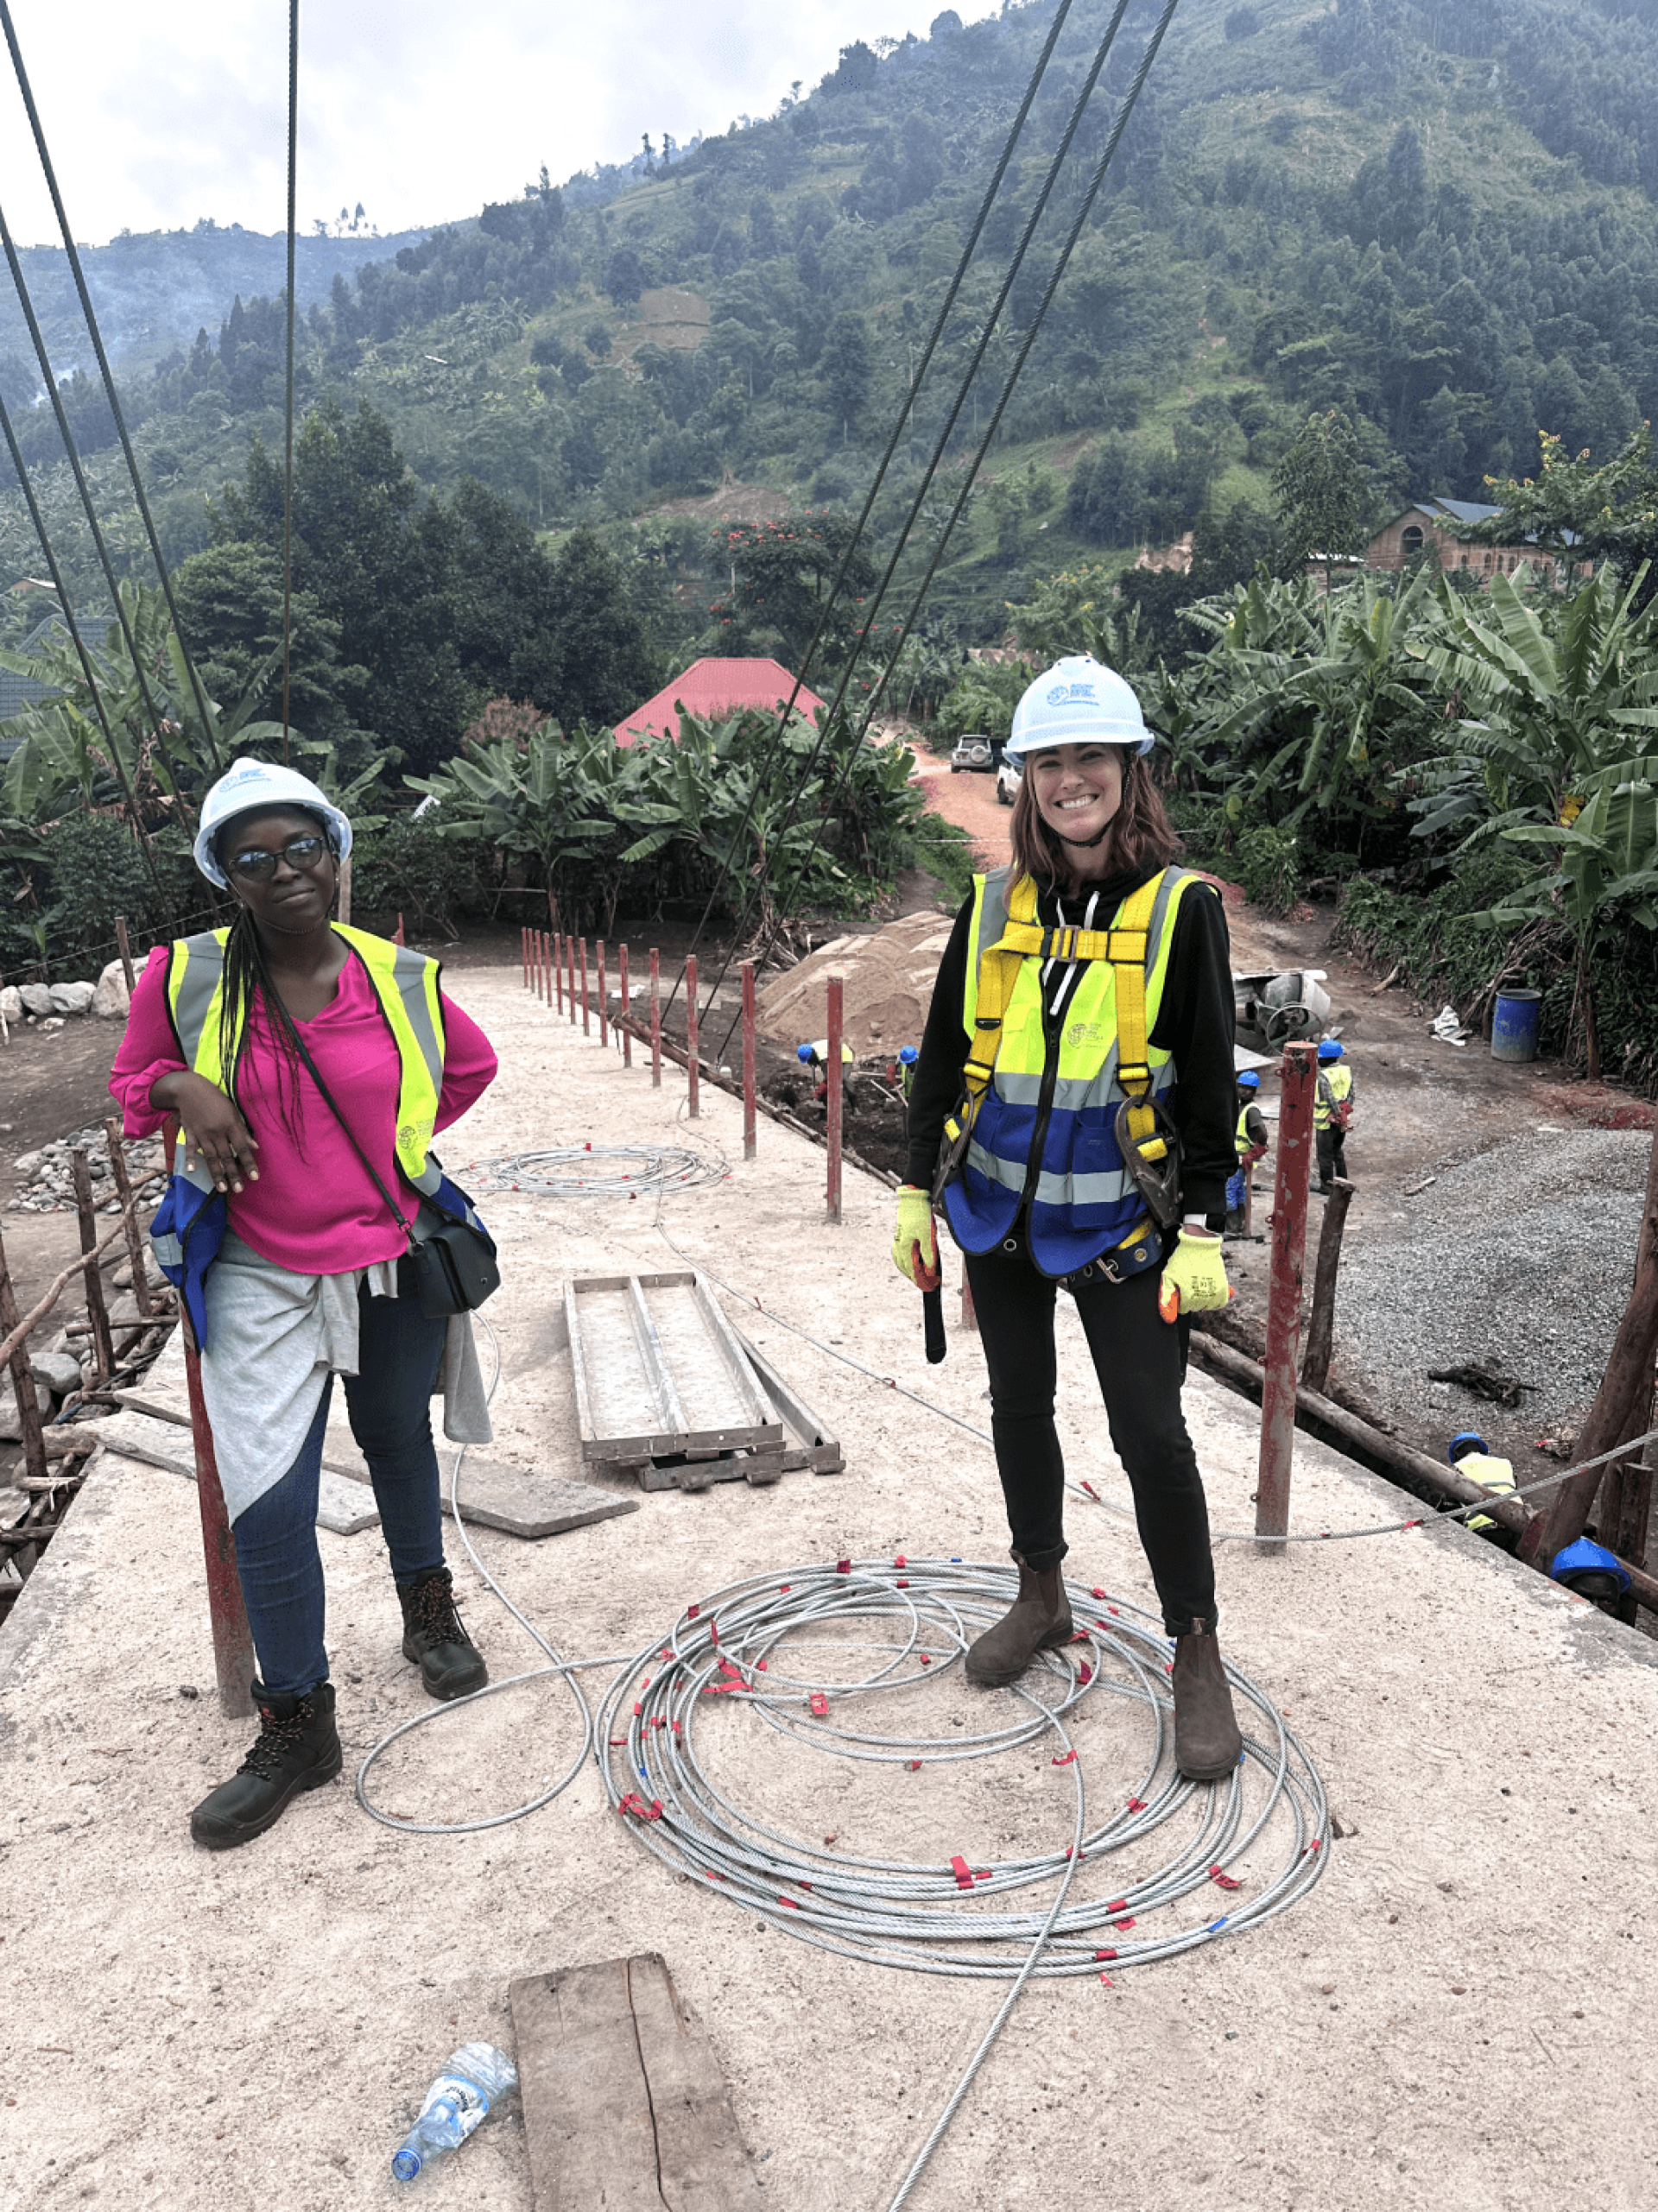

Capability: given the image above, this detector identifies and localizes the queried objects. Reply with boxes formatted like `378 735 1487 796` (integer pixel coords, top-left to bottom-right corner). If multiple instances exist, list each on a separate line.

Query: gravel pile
6 1128 165 1215
1335 1127 1651 1441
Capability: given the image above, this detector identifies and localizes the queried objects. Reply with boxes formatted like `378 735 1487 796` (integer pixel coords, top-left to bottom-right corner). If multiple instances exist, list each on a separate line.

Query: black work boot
965 1552 1073 1688
1171 1622 1244 1781
397 1565 487 1702
189 1680 342 1849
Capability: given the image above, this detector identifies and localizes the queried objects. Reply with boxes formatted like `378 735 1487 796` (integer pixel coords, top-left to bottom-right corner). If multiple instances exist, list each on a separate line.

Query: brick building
1365 497 1589 585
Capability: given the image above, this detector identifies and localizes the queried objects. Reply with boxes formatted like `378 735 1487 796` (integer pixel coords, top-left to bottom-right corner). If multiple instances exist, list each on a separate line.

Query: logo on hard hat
1046 682 1097 707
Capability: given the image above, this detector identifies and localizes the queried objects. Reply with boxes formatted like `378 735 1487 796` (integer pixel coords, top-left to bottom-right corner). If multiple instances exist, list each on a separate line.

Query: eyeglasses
227 833 332 882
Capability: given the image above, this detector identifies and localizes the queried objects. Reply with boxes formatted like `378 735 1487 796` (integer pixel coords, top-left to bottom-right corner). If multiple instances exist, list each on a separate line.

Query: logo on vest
1064 1021 1106 1049
1046 681 1097 707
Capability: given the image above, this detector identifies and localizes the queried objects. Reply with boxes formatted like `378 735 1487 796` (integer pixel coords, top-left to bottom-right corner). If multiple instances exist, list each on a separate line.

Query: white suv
995 752 1022 806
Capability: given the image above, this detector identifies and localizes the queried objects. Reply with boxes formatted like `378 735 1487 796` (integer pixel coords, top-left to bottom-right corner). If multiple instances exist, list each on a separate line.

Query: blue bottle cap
392 2147 423 2182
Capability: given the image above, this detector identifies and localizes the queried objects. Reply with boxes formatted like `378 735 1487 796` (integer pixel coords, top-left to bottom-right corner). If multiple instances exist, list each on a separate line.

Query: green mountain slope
6 0 1658 647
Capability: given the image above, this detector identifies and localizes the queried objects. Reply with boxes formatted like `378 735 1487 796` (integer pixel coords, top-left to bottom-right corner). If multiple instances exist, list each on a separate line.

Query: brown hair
1008 748 1180 890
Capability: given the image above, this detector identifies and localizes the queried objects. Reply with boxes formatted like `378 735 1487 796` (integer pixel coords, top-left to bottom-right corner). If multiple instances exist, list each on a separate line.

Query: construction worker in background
892 654 1244 1784
1313 1037 1353 1191
1448 1431 1517 1542
1226 1069 1268 1236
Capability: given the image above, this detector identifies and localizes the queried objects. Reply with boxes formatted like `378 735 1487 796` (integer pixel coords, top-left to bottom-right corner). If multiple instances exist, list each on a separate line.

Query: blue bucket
1491 988 1542 1062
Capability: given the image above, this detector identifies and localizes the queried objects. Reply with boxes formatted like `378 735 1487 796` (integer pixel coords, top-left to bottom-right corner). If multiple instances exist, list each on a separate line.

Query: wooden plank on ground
509 1952 763 2212
87 1409 381 1535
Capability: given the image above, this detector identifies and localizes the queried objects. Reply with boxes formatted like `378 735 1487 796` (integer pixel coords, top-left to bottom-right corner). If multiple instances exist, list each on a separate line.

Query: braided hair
214 807 338 1144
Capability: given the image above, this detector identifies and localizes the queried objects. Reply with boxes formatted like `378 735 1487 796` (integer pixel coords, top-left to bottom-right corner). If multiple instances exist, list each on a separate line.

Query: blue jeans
229 1289 451 1697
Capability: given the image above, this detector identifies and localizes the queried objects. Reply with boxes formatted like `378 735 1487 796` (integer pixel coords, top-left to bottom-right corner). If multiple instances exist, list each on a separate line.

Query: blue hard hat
1317 1039 1344 1062
796 1043 813 1062
1447 1431 1488 1463
898 1046 919 1064
1236 1070 1260 1090
1550 1537 1631 1596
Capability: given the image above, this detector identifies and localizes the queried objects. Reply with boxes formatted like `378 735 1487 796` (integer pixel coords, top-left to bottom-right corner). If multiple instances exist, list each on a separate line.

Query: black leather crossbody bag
292 1033 500 1318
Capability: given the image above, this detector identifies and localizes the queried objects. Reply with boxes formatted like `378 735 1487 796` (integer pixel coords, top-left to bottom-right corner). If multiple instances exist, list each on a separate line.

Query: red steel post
532 930 541 1004
741 961 757 1161
619 945 633 1067
542 930 551 1005
649 949 662 1086
826 974 844 1223
165 1125 256 1715
1256 1042 1319 1549
566 932 577 1025
579 938 590 1034
597 939 608 1047
521 926 528 991
686 956 700 1118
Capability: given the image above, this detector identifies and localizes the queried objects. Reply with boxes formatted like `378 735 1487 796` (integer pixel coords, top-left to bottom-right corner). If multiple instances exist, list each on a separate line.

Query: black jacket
904 866 1237 1221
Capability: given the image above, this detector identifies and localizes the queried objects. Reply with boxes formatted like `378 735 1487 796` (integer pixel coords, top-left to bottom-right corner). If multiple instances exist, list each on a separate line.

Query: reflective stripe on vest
943 866 1199 1273
164 923 446 1191
1313 1063 1352 1128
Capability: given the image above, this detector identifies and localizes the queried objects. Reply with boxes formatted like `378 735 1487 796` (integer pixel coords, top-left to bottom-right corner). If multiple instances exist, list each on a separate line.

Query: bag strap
289 1029 416 1248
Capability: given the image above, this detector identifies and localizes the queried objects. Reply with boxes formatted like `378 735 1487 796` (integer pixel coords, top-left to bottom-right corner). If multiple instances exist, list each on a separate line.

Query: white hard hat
193 756 353 888
1005 655 1154 757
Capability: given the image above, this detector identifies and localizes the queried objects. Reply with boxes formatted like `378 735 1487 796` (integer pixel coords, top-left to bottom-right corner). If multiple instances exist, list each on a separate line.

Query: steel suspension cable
0 199 201 833
690 1 1146 1048
710 0 1182 1059
0 0 224 779
281 0 300 762
0 382 164 886
653 0 1083 1024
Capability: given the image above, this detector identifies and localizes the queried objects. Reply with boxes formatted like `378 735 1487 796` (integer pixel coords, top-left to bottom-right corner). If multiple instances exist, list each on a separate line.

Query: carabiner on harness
1113 1094 1183 1232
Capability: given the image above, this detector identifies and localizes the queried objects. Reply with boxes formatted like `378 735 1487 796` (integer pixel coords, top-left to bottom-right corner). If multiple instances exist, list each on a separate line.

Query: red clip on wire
1076 1663 1094 1687
618 1793 663 1822
950 1855 974 1890
1051 1750 1078 1766
836 1558 851 1575
809 1693 829 1718
1209 1865 1244 1892
1126 1798 1148 1813
894 1554 908 1567
1092 1586 1106 1598
907 1759 922 1771
1080 1480 1101 1501
686 1603 700 1620
1095 1948 1117 1962
1113 1915 1136 1931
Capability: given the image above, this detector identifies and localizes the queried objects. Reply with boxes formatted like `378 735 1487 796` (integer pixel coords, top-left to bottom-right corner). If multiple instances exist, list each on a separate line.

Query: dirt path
908 752 1011 873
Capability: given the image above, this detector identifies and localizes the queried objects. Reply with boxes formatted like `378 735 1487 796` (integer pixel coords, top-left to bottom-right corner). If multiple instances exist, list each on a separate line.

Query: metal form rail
564 1270 842 1490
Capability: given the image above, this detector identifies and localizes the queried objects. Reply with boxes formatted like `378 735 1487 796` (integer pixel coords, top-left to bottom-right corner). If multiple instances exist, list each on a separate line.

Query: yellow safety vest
1314 1062 1352 1128
1235 1103 1262 1160
164 923 446 1188
1459 1450 1516 1534
940 865 1200 1274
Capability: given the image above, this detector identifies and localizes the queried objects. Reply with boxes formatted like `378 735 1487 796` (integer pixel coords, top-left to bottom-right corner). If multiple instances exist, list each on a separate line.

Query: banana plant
1415 561 1658 1078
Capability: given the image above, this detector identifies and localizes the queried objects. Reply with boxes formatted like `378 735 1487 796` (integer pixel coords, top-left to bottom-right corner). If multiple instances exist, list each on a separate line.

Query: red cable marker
809 1693 829 1718
1095 1948 1117 1962
950 1855 974 1890
896 1578 909 1589
687 1603 700 1619
1209 1866 1244 1892
836 1558 851 1574
1113 1916 1136 1931
907 1759 921 1772
1052 1750 1078 1766
1077 1663 1094 1687
894 1554 908 1568
1126 1798 1148 1812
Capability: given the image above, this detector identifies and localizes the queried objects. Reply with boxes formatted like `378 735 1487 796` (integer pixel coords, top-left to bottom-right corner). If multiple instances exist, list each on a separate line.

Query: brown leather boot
1171 1621 1244 1780
965 1553 1073 1687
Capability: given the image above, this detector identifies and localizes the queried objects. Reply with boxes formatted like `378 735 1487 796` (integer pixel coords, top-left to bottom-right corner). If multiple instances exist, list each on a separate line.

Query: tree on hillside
820 311 872 438
1468 428 1658 611
1274 409 1370 585
172 541 364 740
709 514 878 673
543 527 658 728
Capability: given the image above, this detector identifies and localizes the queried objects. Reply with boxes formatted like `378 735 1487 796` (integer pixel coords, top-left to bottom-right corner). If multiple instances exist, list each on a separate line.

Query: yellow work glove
891 1185 941 1289
1157 1226 1233 1324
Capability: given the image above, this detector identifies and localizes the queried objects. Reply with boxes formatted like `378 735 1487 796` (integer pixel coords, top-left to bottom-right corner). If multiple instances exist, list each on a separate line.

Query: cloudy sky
0 0 982 247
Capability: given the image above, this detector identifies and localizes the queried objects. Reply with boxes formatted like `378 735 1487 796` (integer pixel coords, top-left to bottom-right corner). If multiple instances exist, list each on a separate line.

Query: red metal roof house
612 657 824 747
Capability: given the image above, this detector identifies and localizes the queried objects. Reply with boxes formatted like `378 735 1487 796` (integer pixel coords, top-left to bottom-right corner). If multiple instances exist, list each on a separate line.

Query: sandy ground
908 753 1012 872
3 960 1655 2211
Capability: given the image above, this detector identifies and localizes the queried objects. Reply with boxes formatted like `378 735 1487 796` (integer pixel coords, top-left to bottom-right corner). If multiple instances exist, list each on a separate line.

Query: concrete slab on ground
2 965 1654 2212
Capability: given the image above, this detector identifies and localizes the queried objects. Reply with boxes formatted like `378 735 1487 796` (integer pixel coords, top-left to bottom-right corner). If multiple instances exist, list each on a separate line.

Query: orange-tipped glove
891 1185 941 1289
1157 1226 1233 1324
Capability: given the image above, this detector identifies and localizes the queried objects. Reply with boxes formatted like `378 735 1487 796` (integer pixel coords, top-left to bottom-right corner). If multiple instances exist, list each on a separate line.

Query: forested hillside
6 0 1658 672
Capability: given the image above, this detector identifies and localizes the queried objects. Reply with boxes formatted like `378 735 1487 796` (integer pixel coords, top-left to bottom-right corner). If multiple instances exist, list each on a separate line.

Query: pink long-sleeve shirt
111 940 498 1274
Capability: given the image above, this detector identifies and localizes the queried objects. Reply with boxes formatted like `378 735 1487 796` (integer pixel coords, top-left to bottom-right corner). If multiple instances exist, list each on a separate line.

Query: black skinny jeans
963 1235 1218 1633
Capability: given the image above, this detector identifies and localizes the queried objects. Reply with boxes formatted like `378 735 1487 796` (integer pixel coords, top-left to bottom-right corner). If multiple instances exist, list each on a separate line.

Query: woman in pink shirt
111 759 498 1849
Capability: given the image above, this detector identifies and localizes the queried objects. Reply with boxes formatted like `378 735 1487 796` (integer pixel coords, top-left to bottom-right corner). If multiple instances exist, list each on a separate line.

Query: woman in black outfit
891 656 1244 1779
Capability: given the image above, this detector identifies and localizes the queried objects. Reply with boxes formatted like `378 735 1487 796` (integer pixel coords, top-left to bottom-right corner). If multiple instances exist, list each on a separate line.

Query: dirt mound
755 912 955 1055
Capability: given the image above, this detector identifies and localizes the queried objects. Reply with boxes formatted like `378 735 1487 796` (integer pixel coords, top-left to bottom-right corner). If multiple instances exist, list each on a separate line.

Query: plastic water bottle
390 2042 518 2183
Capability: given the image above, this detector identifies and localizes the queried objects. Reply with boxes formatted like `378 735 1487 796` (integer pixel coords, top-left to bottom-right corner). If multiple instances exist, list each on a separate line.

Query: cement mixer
1234 969 1332 1050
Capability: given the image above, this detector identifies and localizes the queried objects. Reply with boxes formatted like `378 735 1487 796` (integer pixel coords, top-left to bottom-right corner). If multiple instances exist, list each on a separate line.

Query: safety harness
934 871 1182 1229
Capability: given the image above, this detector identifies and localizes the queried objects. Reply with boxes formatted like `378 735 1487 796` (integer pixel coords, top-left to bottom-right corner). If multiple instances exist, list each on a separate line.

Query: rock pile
7 1128 165 1216
0 959 130 1030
